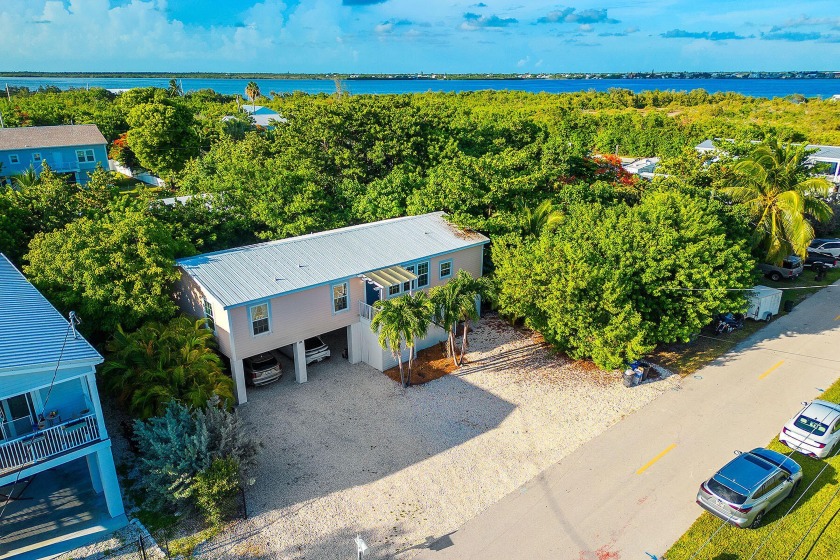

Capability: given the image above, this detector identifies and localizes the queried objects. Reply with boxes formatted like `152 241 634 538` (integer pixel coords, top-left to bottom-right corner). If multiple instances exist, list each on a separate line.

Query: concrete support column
231 359 248 405
87 452 103 494
84 372 109 438
347 323 362 364
95 448 125 518
293 340 308 383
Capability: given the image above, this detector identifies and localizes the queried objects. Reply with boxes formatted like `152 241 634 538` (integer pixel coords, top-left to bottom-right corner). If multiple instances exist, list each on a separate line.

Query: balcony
359 301 379 322
0 414 100 476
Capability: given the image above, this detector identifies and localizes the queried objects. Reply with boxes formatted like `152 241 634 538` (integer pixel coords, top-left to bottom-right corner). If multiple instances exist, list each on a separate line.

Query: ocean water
1 76 838 99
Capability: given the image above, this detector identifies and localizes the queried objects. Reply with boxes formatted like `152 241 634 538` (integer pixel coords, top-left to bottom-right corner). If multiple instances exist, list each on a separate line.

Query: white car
243 351 283 386
808 239 840 258
280 336 331 364
779 400 840 459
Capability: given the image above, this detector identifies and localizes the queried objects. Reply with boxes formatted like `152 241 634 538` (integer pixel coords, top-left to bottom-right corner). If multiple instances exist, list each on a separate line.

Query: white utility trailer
746 285 783 321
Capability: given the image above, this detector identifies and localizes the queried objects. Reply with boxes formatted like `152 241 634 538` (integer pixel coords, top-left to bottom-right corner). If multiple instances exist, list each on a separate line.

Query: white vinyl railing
359 301 379 322
0 414 100 475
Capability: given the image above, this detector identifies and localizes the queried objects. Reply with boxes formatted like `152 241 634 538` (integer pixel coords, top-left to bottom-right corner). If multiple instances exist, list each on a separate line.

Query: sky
1 0 839 73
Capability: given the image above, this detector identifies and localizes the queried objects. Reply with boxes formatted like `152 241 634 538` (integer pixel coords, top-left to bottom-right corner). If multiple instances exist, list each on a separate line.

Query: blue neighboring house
0 254 125 559
0 124 108 185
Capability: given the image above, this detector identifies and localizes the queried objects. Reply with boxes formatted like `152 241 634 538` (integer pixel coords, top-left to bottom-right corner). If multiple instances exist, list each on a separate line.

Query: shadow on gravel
237 326 517 518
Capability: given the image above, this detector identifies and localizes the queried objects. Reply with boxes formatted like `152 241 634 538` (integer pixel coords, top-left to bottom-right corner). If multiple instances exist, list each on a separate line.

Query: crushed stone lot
196 315 681 559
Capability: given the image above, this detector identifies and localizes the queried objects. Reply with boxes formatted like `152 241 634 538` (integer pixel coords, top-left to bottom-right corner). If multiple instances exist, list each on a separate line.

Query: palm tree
430 282 460 361
402 291 434 385
431 271 488 366
245 81 261 112
371 292 433 387
12 165 39 190
520 199 562 238
167 79 183 97
102 316 233 418
722 139 833 263
451 271 488 365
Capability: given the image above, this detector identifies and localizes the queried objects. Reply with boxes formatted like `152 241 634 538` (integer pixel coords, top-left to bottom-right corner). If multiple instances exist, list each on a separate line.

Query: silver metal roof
696 139 840 160
177 212 489 309
0 254 102 374
809 145 840 160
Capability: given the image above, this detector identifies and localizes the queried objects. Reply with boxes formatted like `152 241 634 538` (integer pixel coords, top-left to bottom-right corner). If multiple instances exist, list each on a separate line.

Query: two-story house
0 124 108 185
0 254 124 557
175 212 489 404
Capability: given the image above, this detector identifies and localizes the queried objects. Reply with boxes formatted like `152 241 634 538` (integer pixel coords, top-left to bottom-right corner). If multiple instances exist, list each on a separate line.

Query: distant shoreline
1 71 839 80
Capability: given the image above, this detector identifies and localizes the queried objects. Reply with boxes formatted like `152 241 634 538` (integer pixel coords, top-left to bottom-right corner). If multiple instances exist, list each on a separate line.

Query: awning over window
361 266 417 289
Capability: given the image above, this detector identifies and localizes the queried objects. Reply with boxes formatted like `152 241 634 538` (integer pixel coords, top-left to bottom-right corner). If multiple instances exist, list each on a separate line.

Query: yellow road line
637 444 677 475
835 314 840 321
758 360 785 380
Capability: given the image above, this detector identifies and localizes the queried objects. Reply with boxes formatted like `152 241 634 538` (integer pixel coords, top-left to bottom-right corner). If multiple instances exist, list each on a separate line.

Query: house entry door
0 393 36 441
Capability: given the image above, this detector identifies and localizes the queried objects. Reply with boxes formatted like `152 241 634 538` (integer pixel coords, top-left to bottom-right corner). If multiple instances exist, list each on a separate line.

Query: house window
202 297 215 331
416 261 429 288
332 282 349 313
76 149 96 163
403 264 415 292
388 284 400 297
439 260 452 279
8 155 19 165
249 302 270 336
32 153 42 163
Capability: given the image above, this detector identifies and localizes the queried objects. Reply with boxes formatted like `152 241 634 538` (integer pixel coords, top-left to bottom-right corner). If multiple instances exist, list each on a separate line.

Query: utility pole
5 83 10 102
0 111 4 129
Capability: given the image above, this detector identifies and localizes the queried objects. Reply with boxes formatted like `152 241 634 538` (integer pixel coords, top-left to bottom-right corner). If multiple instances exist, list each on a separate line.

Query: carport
282 326 351 384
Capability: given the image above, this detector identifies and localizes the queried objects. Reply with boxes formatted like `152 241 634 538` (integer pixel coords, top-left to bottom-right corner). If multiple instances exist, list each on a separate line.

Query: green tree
493 192 754 369
245 81 261 112
132 398 260 511
371 292 434 387
125 100 198 177
102 316 234 419
24 210 189 338
12 165 40 190
520 199 563 238
167 79 183 98
721 139 833 263
431 270 488 366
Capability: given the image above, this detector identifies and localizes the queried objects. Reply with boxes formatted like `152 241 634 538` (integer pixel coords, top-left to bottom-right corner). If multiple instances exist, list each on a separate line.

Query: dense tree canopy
493 191 755 368
2 85 837 377
23 210 190 338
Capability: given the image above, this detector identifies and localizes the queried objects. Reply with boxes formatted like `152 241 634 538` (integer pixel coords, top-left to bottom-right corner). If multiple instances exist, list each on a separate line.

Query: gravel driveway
197 315 681 560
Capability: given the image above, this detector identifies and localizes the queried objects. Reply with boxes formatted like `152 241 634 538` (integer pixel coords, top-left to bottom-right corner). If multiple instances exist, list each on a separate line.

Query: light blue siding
0 143 108 184
0 364 94 399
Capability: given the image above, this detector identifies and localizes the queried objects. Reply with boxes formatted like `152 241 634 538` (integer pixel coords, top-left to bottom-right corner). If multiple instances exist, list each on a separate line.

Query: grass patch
666 379 840 560
652 270 840 376
169 526 220 558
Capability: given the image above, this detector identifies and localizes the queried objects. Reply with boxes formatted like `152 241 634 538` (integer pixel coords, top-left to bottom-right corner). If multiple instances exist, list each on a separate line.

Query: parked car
804 250 839 270
280 336 331 364
808 238 840 258
758 255 803 281
779 400 840 459
243 351 283 386
696 447 802 528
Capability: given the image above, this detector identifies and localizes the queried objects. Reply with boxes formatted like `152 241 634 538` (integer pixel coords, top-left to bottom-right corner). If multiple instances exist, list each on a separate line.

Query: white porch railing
0 414 100 475
359 301 379 322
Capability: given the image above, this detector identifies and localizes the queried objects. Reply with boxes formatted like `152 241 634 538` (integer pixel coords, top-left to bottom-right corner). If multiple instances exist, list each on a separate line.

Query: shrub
192 457 241 526
132 400 261 514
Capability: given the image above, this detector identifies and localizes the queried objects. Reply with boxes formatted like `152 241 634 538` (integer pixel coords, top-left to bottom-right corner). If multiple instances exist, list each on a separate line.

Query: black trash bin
783 300 794 313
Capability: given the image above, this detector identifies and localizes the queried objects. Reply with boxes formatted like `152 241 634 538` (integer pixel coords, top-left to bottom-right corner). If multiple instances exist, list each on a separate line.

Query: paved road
415 284 840 560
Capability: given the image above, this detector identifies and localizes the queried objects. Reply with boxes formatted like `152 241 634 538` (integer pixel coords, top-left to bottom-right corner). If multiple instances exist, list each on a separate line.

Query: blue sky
1 0 839 72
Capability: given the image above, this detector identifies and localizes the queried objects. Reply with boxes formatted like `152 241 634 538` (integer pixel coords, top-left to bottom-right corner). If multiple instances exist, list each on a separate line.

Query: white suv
809 239 840 258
